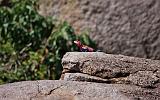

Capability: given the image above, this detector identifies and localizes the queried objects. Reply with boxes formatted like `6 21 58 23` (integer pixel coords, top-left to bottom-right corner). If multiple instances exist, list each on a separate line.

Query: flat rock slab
62 52 160 87
0 80 130 100
1 80 160 100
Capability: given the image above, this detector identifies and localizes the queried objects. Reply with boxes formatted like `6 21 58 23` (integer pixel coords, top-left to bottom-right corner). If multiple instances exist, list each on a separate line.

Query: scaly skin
74 40 94 52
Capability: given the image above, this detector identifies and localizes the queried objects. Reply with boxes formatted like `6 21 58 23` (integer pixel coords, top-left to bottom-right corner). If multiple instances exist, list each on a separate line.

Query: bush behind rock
0 0 96 84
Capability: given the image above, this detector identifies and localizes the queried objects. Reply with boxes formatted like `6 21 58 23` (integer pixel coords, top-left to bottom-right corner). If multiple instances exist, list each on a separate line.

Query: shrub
0 0 96 84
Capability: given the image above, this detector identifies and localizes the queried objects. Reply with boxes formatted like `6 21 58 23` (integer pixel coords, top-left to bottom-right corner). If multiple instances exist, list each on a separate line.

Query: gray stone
61 73 110 83
1 52 160 100
62 52 160 87
38 0 160 60
1 80 160 100
61 73 130 84
0 80 131 100
128 71 159 88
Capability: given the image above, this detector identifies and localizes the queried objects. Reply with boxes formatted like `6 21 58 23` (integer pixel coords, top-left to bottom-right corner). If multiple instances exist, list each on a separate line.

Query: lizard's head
74 40 82 47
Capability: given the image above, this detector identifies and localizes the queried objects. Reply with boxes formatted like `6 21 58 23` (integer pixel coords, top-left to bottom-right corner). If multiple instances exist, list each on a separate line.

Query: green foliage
0 0 96 84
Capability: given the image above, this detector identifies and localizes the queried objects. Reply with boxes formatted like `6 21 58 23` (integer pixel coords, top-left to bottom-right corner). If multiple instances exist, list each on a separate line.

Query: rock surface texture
61 52 160 99
1 80 160 100
0 80 133 100
1 52 160 100
38 0 160 59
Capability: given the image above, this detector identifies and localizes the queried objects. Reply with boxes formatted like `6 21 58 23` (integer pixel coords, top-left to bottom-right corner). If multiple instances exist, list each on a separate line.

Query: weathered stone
128 71 159 88
1 52 160 100
0 80 131 100
60 73 131 85
62 52 160 87
61 73 130 84
38 0 160 60
1 80 160 100
61 73 110 83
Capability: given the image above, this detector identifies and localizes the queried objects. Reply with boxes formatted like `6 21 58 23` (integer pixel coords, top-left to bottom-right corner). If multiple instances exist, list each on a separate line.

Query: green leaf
42 22 47 28
3 23 9 28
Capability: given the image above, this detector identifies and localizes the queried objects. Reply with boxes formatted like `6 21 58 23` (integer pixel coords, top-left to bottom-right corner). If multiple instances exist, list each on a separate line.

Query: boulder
0 80 132 100
0 80 160 100
38 0 160 59
62 52 160 88
1 52 160 100
60 52 160 99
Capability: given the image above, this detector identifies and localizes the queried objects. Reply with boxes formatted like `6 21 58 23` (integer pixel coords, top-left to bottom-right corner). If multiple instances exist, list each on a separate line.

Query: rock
61 73 110 83
1 52 160 100
128 71 159 88
61 73 129 84
62 52 160 88
1 80 160 100
0 80 132 100
38 0 160 60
